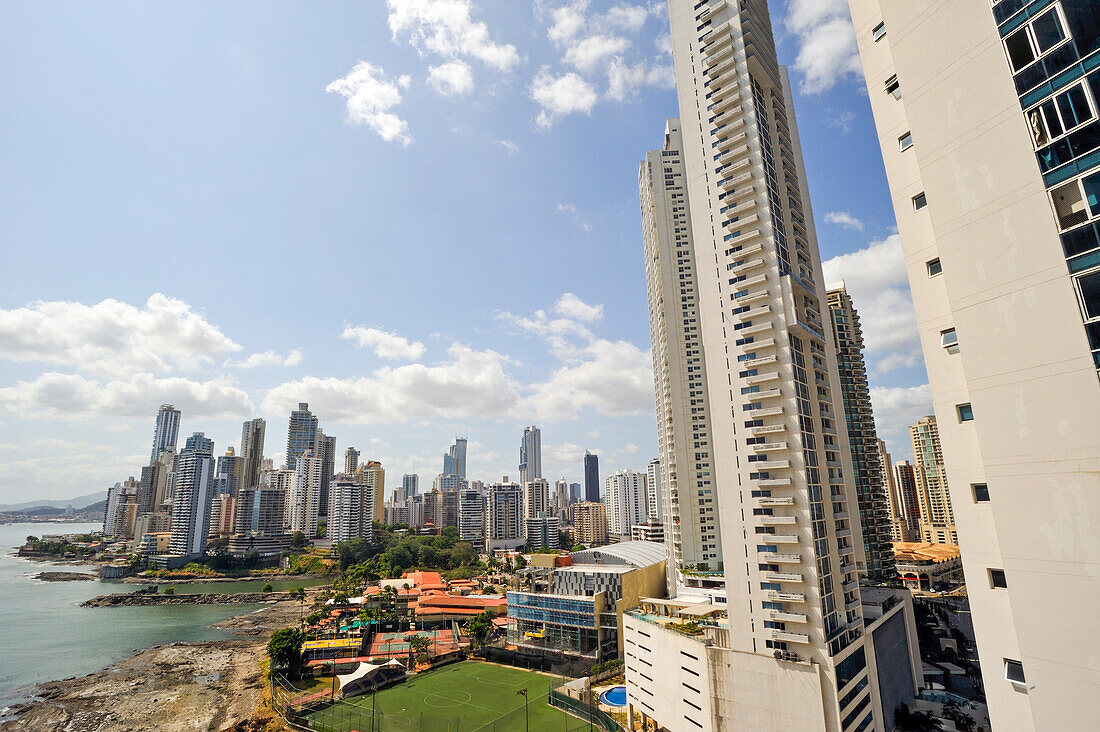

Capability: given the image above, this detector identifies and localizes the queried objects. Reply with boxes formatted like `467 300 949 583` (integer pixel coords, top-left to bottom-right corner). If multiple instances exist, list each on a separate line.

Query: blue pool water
600 686 627 707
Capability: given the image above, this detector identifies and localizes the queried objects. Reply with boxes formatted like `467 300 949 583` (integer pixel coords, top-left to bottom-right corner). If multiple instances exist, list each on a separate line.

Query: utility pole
516 687 529 732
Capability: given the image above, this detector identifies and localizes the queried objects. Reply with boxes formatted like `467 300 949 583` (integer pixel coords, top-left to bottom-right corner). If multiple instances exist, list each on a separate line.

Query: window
927 258 943 277
1004 659 1027 686
973 483 990 502
1028 81 1096 148
940 328 959 349
913 192 928 211
1003 8 1066 73
899 131 913 151
989 568 1008 588
884 74 901 99
1076 270 1100 321
957 403 974 422
872 22 886 42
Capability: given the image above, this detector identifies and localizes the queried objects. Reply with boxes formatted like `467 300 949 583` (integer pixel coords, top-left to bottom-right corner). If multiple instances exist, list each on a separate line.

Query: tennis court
367 628 460 659
299 660 589 731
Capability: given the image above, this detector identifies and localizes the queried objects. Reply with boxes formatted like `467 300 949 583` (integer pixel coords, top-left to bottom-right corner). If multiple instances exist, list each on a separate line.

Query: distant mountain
0 490 107 512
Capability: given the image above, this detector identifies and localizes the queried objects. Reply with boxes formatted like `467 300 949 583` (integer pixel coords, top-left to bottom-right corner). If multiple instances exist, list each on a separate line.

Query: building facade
344 446 359 475
290 450 322 537
487 482 524 551
458 488 485 549
239 418 266 492
524 513 560 551
149 403 181 465
284 402 318 471
519 425 541 484
908 417 956 545
644 458 664 523
328 479 374 544
234 487 286 536
847 1 1100 726
891 461 921 544
604 469 647 538
583 450 599 502
572 501 608 547
169 433 216 556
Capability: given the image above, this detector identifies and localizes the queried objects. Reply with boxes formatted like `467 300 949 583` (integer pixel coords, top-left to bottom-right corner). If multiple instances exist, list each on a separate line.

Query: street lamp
516 687 529 732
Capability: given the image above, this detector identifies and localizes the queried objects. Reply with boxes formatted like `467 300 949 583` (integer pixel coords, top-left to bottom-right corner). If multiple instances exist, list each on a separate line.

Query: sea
0 521 325 718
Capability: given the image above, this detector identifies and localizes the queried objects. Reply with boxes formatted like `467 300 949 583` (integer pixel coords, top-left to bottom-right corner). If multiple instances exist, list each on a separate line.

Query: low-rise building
630 519 664 543
893 542 964 591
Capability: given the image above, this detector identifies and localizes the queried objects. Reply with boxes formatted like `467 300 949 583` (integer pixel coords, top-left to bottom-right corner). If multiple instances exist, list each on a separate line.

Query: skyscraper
289 449 322 537
234 487 286 536
344 446 360 475
402 473 419 501
487 481 524 551
644 458 664 523
522 477 549 521
169 433 216 556
356 461 385 525
239 418 266 491
149 404 181 464
458 488 485 550
216 447 244 498
848 4 1100 725
908 417 956 545
627 2 882 729
604 469 647 537
444 437 468 480
328 478 373 544
582 450 599 503
827 284 895 581
891 460 921 543
571 502 608 547
518 425 541 484
314 429 336 518
284 402 318 471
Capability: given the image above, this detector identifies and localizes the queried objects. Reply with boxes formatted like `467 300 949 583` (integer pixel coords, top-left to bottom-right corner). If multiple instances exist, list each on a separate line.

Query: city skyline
0 1 932 505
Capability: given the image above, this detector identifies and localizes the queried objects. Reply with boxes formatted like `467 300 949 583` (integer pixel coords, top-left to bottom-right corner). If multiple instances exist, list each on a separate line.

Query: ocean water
0 522 323 715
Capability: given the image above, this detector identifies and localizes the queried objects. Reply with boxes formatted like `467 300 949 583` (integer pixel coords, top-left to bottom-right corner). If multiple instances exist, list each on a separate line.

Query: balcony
734 289 769 305
727 241 762 259
741 354 777 368
751 441 787 451
835 528 852 539
768 610 808 623
761 534 798 544
772 631 810 644
755 496 793 506
758 477 791 487
766 590 805 602
760 515 795 526
750 423 785 436
753 389 782 403
730 258 765 275
726 212 759 230
767 553 802 564
765 572 802 583
752 406 783 418
745 371 779 386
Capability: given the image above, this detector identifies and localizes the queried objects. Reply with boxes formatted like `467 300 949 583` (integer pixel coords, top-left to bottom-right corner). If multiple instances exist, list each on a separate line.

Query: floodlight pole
517 687 529 732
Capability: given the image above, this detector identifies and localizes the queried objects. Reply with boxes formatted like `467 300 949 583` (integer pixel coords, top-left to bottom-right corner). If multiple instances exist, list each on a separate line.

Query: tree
163 587 175 595
268 627 305 678
571 544 586 552
894 704 945 732
513 554 527 570
290 531 308 549
291 587 307 620
261 583 274 593
943 701 976 732
316 520 327 539
466 610 495 649
409 635 432 656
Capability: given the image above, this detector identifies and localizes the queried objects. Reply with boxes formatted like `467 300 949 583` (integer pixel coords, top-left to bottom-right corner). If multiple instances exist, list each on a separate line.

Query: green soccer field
300 660 589 731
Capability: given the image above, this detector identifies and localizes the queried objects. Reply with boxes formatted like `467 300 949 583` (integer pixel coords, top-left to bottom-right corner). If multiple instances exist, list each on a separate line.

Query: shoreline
0 599 302 731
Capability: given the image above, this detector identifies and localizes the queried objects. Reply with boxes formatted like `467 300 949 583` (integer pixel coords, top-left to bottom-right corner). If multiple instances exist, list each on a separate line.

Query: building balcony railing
760 515 795 525
752 406 783 418
757 477 791 487
751 440 787 451
766 590 805 602
771 630 811 644
761 533 799 544
741 353 777 369
751 423 786 436
764 553 801 564
765 572 803 583
753 389 782 402
768 610 808 623
745 372 780 386
755 496 794 506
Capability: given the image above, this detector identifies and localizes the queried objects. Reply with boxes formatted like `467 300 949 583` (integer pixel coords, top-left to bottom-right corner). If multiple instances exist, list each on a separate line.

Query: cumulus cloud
325 62 413 145
262 344 521 424
232 349 304 369
563 35 631 73
531 68 599 128
870 383 933 455
387 0 520 72
785 0 863 93
0 439 147 495
824 211 865 231
822 234 922 374
427 59 474 96
556 202 591 232
606 57 674 101
0 293 240 378
0 372 253 421
555 293 603 322
341 326 427 361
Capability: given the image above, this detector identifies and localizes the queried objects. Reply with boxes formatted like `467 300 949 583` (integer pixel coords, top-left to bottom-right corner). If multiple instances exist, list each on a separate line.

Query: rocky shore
34 571 98 582
82 590 296 607
1 600 302 731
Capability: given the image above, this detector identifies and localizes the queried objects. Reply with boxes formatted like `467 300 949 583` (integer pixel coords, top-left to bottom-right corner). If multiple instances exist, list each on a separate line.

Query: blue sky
0 0 933 503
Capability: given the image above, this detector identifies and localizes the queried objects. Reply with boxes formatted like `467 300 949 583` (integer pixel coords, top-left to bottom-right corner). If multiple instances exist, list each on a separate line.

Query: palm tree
894 704 945 732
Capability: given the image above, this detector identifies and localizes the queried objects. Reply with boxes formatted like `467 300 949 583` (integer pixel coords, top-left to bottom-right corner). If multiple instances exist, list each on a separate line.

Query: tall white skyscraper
239 418 266 492
284 402 318 471
444 437 468 479
522 477 549 521
328 479 373 544
458 488 485 550
848 3 1100 725
487 481 523 551
169 432 215 556
150 404 181 464
644 458 664 523
401 473 419 501
605 469 647 537
518 425 541 484
289 449 322 537
344 446 360 475
628 3 884 730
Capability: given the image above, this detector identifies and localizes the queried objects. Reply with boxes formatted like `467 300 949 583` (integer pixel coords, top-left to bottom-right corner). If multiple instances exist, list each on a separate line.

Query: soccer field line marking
399 684 501 714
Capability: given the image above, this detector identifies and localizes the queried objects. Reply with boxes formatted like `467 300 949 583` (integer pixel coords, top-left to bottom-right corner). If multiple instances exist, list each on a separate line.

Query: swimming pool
600 686 627 707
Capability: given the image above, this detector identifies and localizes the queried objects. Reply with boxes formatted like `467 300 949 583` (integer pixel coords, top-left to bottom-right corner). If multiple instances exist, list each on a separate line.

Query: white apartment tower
522 477 550 521
458 488 486 550
644 457 664 523
150 404 181 465
847 1 1100 727
518 425 541 484
169 433 216 556
328 479 373 544
629 2 878 730
289 449 322 537
604 469 647 537
641 119 723 574
487 482 524 551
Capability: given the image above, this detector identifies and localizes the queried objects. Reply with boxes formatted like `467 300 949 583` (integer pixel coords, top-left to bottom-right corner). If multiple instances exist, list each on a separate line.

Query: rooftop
570 540 666 569
893 542 961 563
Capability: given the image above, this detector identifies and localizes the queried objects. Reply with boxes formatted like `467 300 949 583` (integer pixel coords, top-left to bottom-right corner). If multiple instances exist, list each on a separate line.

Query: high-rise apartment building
149 404 181 464
569 482 582 503
444 437 468 480
644 458 664 523
239 418 266 491
524 513 560 551
891 461 921 544
344 446 359 475
458 488 485 550
355 461 385 525
314 430 336 518
487 482 524 551
284 402 318 470
583 450 599 502
553 477 569 517
908 417 956 545
289 449 322 537
522 477 550 521
605 469 647 538
169 433 216 556
234 487 286 536
519 426 541 484
848 3 1100 725
328 479 374 544
571 501 608 547
827 284 895 581
216 447 244 498
627 2 883 729
401 474 419 501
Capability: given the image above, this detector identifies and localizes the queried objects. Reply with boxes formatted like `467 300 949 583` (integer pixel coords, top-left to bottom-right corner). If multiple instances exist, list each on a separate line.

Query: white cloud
325 62 413 145
543 442 596 466
563 35 631 73
556 201 591 232
606 57 673 101
387 0 520 72
0 293 240 378
785 0 863 93
262 344 521 424
531 68 598 128
0 439 146 494
0 372 253 421
870 383 933 455
546 1 589 46
232 349 304 369
822 234 922 374
498 139 519 154
427 60 474 96
605 4 653 33
555 293 603 322
824 211 864 231
341 326 427 361
622 443 640 454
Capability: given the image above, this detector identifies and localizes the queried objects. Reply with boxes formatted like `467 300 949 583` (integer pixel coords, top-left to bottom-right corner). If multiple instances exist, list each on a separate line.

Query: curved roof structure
570 540 666 569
